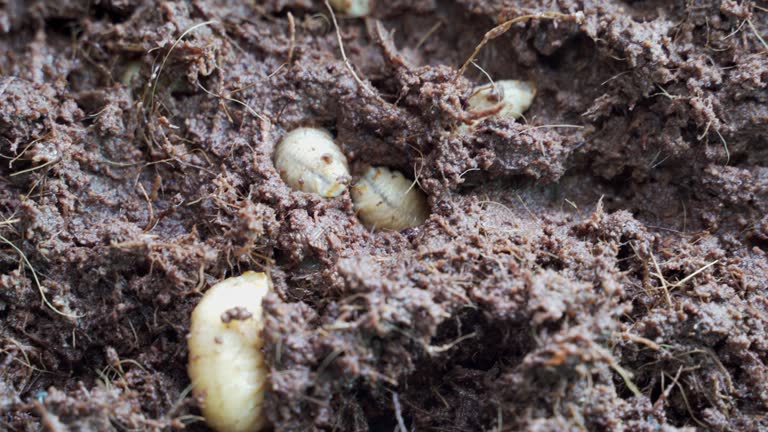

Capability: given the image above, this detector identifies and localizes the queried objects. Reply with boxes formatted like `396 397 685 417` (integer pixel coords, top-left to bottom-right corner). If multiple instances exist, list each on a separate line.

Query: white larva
329 0 372 17
351 166 429 231
187 272 271 432
460 80 536 131
274 127 350 198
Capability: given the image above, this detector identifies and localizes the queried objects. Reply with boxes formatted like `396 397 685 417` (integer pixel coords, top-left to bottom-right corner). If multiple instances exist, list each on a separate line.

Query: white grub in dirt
461 79 536 131
274 127 351 197
329 0 372 17
352 166 429 231
187 272 270 432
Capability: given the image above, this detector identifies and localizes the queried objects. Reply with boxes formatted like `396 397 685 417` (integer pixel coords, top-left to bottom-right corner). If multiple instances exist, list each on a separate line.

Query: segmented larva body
329 0 372 17
461 80 536 131
274 127 350 197
187 272 270 432
351 166 429 231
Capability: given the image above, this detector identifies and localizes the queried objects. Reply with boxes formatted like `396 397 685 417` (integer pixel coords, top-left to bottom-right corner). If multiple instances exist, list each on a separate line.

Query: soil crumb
1 1 767 431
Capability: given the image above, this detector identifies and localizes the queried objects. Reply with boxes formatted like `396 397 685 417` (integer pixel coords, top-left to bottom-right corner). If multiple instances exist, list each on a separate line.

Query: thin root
137 183 154 231
10 158 60 177
149 20 216 114
610 359 642 397
746 19 768 51
392 392 408 432
714 129 730 166
455 12 577 80
287 12 296 64
324 0 382 101
614 331 661 351
415 21 443 49
427 331 477 354
471 61 500 99
649 251 719 305
196 82 266 122
0 233 82 319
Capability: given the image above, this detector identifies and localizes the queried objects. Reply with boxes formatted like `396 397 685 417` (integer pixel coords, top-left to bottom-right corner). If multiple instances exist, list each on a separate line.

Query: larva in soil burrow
351 166 430 231
274 127 351 198
329 0 372 17
460 80 536 131
187 272 270 432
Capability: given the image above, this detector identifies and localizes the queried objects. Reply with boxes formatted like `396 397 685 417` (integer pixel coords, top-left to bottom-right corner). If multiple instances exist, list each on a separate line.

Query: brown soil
1 1 767 431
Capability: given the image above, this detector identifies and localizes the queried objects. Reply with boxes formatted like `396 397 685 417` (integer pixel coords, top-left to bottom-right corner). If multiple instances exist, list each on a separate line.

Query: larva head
329 0 372 17
351 166 430 231
274 127 350 197
466 79 536 122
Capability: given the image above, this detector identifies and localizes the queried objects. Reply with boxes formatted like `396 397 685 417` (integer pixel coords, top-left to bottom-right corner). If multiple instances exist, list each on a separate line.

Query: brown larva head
466 79 537 122
274 127 351 198
351 166 430 231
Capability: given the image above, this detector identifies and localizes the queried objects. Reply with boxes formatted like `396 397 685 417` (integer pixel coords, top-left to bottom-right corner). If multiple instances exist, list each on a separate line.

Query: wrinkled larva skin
329 0 372 17
351 166 430 231
461 80 536 131
187 272 270 432
274 127 350 197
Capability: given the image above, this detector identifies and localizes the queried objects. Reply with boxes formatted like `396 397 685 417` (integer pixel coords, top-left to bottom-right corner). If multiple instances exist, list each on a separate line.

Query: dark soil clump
1 1 767 431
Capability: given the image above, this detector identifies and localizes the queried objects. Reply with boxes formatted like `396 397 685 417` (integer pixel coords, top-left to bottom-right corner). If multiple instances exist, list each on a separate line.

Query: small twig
267 63 286 79
670 260 718 288
600 70 632 86
614 331 661 351
459 167 480 179
656 366 684 405
0 217 20 226
392 392 408 432
471 61 500 99
663 370 709 428
714 129 730 166
432 387 450 409
650 253 673 306
137 183 154 231
149 20 216 112
522 124 584 132
746 19 768 51
721 19 747 41
287 12 296 64
314 347 344 381
652 84 677 100
10 158 60 177
497 405 503 432
324 0 379 99
0 234 81 319
167 383 194 417
697 120 712 140
610 359 642 397
9 136 46 167
415 21 443 49
427 331 477 354
196 82 266 122
515 192 542 227
174 415 206 426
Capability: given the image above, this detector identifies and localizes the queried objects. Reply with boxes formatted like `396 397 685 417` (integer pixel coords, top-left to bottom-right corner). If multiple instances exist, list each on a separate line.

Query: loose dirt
0 1 766 431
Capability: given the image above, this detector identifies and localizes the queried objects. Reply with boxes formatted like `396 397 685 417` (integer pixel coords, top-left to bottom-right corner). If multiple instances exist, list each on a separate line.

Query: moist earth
1 0 767 431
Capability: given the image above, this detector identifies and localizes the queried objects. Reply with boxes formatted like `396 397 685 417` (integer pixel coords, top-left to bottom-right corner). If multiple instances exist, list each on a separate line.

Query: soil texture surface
1 0 767 431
